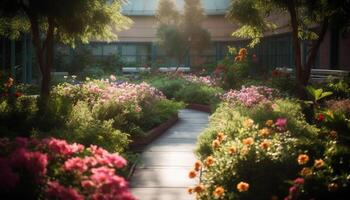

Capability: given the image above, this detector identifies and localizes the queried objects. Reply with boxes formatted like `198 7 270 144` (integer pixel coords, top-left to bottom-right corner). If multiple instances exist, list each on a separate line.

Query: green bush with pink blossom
0 137 135 200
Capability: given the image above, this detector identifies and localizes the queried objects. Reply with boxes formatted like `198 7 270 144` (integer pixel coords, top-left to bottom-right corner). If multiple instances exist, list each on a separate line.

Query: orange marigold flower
265 120 274 127
194 184 205 193
217 132 225 142
314 159 325 169
212 139 220 149
297 154 309 165
260 140 270 150
237 181 249 192
213 186 225 198
235 55 242 62
243 119 254 128
238 48 247 56
194 160 202 171
228 146 236 155
300 167 313 176
205 156 215 167
243 137 254 146
259 128 271 137
188 187 194 194
188 170 197 179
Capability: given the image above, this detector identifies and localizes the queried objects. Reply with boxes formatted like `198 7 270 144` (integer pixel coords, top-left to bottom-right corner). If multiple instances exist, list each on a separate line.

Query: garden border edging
186 103 212 113
129 115 179 151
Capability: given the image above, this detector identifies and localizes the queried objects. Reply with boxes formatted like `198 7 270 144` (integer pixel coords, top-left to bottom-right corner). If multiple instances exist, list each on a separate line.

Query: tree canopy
0 0 131 96
227 0 350 93
156 0 211 68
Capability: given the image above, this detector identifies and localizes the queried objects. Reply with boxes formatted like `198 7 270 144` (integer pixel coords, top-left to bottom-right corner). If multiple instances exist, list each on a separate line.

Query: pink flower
44 138 84 156
63 157 88 173
44 138 74 156
90 167 115 184
46 181 84 200
293 178 305 185
275 118 287 131
9 148 48 183
81 180 95 189
103 153 127 168
289 186 298 194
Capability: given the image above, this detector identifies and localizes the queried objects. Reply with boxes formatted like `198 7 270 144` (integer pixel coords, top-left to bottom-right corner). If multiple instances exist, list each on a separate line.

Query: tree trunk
28 14 55 98
302 18 329 85
41 16 55 97
287 1 306 98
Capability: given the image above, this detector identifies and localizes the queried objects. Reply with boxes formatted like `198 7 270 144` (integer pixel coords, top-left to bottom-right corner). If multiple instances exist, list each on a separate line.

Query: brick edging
129 115 179 151
186 103 212 113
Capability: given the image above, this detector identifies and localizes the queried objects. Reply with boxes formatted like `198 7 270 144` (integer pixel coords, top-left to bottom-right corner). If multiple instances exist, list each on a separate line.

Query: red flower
14 92 22 98
316 113 325 122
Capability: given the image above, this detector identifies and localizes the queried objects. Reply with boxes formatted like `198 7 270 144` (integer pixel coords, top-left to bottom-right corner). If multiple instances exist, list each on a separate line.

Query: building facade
1 0 349 83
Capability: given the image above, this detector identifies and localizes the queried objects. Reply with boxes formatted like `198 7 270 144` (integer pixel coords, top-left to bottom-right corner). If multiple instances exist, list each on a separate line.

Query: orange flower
228 146 236 155
297 154 309 165
259 128 271 137
212 139 221 149
194 160 202 171
217 132 225 142
194 184 205 193
265 120 274 127
188 187 194 194
238 48 247 56
4 77 14 88
260 140 270 150
314 159 325 169
243 137 254 146
205 156 215 167
213 186 225 198
300 167 312 176
237 181 249 192
243 118 254 128
235 55 242 62
188 170 197 179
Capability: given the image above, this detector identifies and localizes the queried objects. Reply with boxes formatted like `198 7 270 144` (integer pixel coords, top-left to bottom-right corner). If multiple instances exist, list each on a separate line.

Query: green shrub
149 77 184 99
61 101 129 153
174 84 223 106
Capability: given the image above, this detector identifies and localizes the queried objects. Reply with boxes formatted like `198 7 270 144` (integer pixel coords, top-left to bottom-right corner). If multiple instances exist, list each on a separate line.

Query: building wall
116 15 237 42
339 32 350 70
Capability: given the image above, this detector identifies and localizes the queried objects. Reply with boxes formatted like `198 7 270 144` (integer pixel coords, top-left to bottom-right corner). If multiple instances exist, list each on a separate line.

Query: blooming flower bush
181 74 218 87
222 85 277 107
0 137 135 200
193 88 350 199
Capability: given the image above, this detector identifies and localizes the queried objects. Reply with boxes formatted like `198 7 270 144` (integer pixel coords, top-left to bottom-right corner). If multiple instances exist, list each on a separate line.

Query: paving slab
131 188 194 200
136 151 196 168
130 109 209 200
131 167 198 188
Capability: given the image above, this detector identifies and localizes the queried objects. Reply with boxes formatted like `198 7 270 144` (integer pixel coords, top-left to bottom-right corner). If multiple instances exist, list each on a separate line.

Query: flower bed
190 86 350 200
0 137 135 200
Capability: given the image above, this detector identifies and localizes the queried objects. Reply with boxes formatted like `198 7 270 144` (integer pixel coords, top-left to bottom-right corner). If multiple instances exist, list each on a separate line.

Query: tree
0 0 131 97
156 0 211 69
227 0 350 96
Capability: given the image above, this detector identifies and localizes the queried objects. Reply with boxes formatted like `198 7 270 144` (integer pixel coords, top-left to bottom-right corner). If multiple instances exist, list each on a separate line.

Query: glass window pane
103 44 118 55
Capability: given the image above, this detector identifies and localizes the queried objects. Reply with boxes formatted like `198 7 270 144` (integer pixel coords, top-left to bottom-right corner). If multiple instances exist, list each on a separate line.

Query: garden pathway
130 109 209 200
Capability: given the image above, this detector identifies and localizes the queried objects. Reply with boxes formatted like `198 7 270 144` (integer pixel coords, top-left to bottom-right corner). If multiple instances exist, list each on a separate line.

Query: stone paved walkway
131 109 209 200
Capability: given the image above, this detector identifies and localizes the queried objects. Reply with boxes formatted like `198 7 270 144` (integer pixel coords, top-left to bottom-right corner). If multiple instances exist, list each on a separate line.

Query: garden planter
129 115 179 151
187 103 212 113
